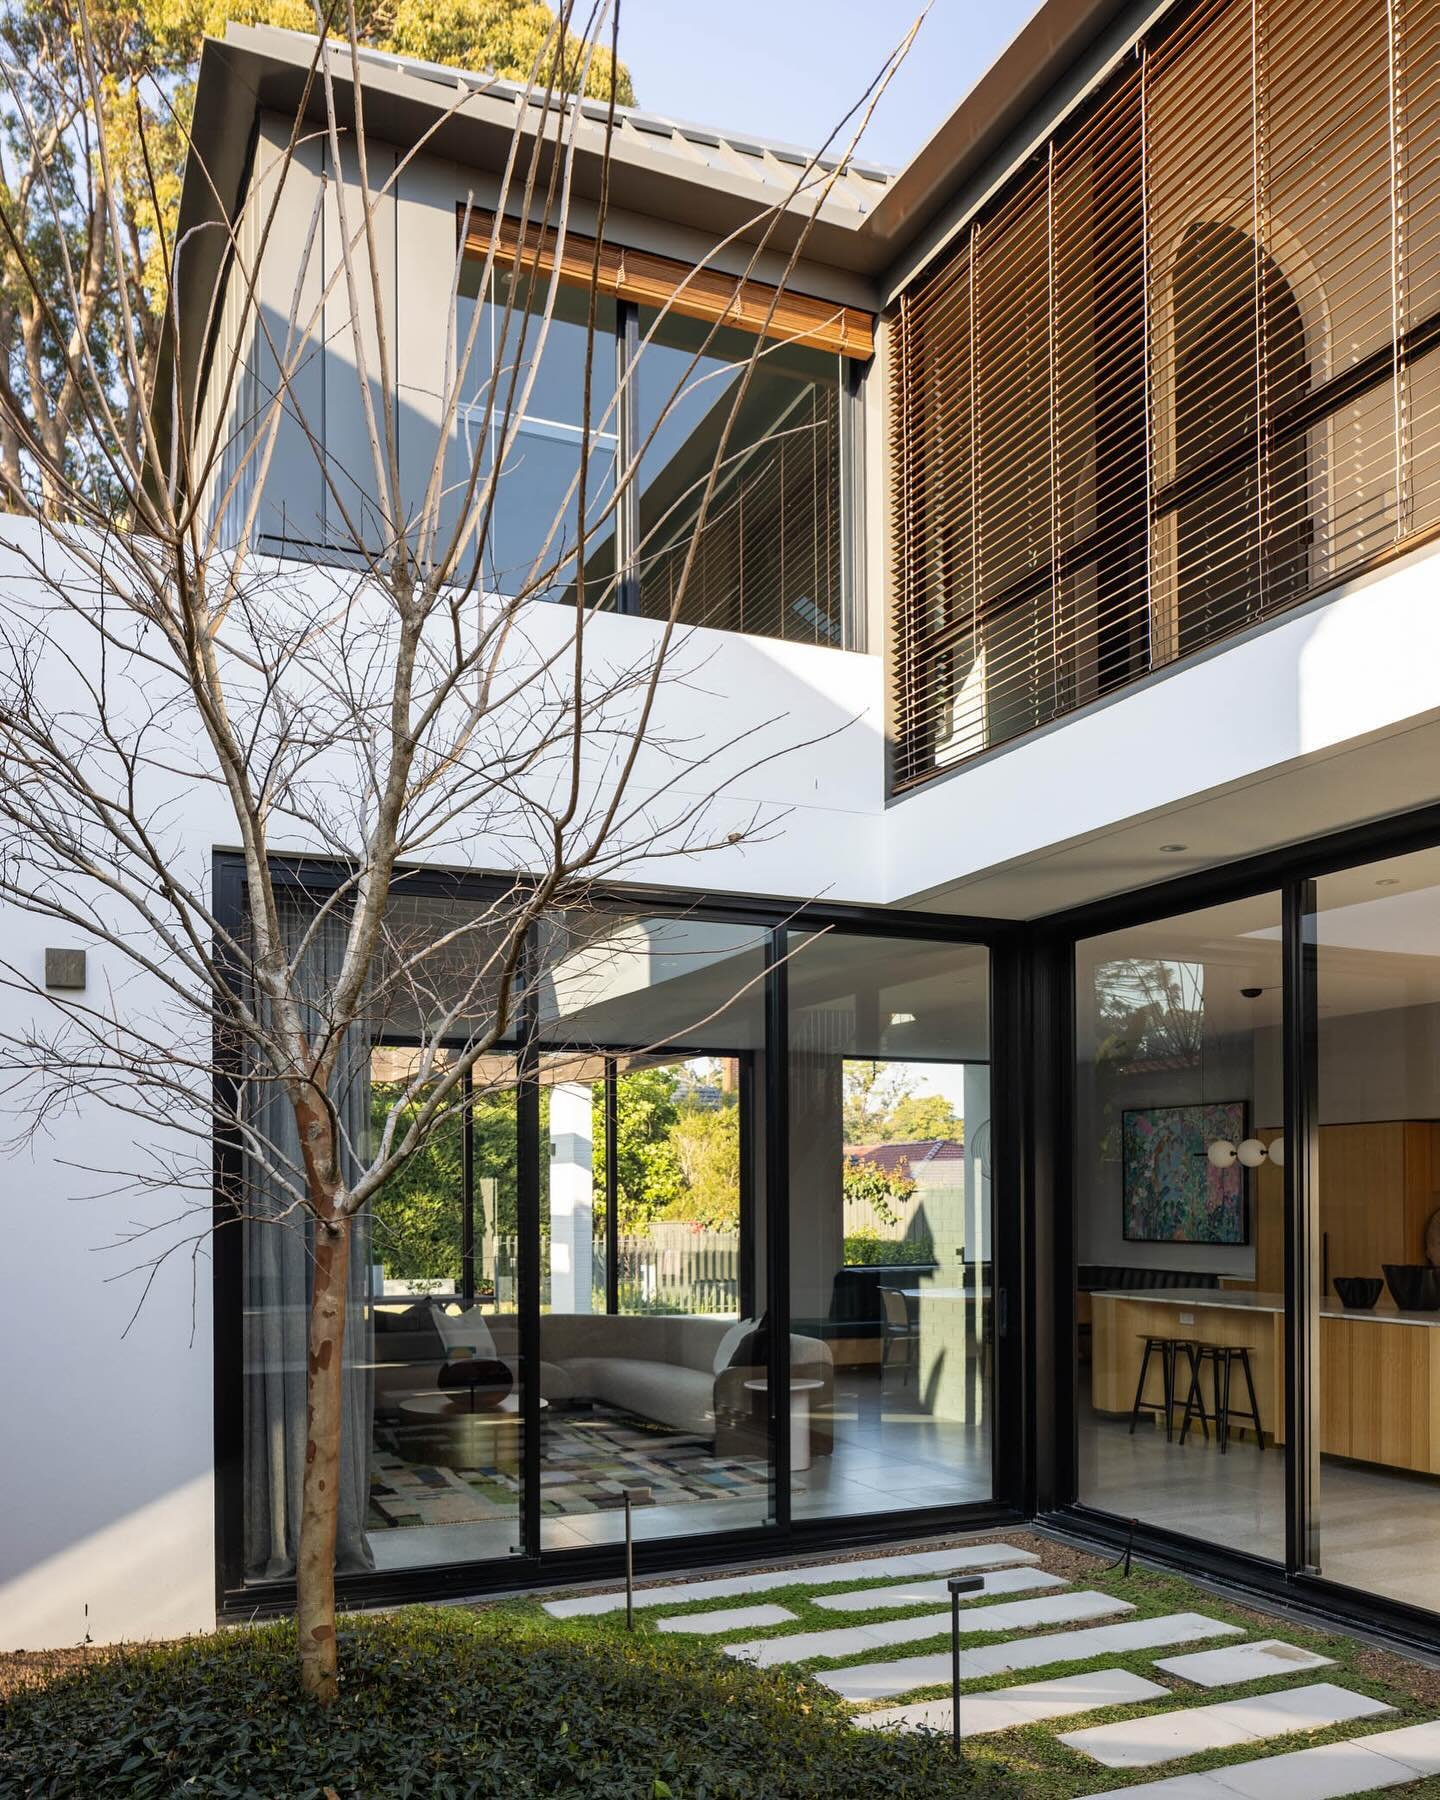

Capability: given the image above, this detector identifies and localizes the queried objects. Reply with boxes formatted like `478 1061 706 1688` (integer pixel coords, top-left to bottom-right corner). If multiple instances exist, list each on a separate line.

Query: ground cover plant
0 1604 1016 1800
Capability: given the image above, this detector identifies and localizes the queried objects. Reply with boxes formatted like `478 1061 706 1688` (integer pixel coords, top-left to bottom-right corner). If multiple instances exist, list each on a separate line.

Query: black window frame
211 853 1017 1616
1032 795 1440 1656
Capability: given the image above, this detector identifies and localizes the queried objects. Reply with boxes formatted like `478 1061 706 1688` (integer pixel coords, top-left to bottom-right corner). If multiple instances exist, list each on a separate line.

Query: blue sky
615 0 1041 171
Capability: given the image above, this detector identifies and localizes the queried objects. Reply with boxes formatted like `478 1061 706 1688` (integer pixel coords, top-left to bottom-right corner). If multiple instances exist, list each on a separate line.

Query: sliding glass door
224 864 1006 1605
785 929 994 1522
1066 839 1440 1634
1073 896 1286 1561
535 914 774 1549
1310 851 1440 1615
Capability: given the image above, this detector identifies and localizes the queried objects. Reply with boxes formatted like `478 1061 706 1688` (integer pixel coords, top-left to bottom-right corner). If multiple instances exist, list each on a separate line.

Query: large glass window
455 271 619 604
535 913 773 1549
242 887 527 1583
631 311 843 645
785 931 992 1521
235 884 1003 1595
454 243 849 645
1312 851 1440 1615
1074 896 1285 1561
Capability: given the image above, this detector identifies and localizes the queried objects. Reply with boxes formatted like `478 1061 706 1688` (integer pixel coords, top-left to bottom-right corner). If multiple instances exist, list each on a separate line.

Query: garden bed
0 1604 1012 1799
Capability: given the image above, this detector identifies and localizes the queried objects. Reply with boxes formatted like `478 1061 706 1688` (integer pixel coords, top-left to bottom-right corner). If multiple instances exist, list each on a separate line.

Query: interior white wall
1253 1003 1440 1128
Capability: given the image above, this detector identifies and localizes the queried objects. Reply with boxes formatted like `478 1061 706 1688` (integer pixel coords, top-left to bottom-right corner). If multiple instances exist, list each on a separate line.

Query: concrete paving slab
1061 1682 1394 1770
814 1567 1066 1611
726 1590 1131 1669
854 1668 1169 1737
655 1603 795 1635
1156 1640 1335 1689
542 1544 1039 1617
820 1611 1243 1702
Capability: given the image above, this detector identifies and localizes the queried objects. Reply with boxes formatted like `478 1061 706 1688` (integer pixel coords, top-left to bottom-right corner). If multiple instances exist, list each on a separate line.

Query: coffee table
395 1393 546 1474
743 1377 825 1471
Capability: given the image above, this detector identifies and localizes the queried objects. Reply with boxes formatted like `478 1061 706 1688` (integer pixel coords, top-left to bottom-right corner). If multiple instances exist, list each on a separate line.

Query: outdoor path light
948 1574 985 1753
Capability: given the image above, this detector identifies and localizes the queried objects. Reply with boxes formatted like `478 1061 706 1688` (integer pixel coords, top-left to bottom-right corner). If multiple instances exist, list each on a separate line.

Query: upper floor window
457 212 870 649
887 0 1440 791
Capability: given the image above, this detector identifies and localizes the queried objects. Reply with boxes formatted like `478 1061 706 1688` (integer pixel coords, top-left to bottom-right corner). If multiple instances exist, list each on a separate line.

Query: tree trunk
298 1212 350 1703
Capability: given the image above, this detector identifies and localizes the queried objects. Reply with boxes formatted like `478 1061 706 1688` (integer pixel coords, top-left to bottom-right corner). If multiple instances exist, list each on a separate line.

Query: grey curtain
243 895 375 1581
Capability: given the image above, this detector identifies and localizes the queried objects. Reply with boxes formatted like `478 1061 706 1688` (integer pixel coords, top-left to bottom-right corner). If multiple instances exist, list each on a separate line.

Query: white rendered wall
885 540 1440 911
0 899 215 1650
9 511 1440 1648
0 516 881 1650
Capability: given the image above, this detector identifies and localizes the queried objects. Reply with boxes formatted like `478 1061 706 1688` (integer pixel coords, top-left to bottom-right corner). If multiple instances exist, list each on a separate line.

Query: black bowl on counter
1382 1264 1440 1311
1333 1276 1384 1310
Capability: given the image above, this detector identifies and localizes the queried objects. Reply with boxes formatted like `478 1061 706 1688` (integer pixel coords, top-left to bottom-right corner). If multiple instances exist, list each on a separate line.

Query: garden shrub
843 1232 936 1267
0 1606 1014 1799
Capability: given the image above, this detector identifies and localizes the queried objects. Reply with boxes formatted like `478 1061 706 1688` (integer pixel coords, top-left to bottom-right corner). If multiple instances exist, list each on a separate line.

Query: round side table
743 1376 825 1471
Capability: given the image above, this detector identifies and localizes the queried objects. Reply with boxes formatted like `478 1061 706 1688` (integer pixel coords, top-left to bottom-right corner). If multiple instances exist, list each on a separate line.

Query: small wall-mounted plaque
44 948 86 991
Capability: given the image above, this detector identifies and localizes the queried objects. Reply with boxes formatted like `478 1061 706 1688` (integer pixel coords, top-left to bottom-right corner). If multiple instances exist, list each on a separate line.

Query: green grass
558 1559 1440 1797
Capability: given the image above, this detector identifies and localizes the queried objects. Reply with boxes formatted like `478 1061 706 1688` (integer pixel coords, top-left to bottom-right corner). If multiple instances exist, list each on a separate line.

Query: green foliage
368 1081 464 1285
594 1065 685 1230
842 1062 960 1147
665 1101 741 1229
842 1231 936 1267
368 1081 520 1285
885 1092 961 1142
0 1607 1011 1799
842 1151 916 1224
0 0 634 507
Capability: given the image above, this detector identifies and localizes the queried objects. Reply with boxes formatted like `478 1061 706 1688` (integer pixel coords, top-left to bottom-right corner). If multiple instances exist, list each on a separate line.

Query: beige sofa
371 1301 833 1458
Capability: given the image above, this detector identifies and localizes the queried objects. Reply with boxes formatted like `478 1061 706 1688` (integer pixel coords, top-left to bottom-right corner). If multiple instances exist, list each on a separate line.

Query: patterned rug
368 1407 777 1530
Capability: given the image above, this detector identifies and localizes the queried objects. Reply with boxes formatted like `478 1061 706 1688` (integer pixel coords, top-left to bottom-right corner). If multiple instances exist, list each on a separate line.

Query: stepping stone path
820 1613 1243 1702
546 1540 1440 1799
853 1668 1170 1738
656 1603 796 1635
814 1566 1067 1610
1156 1639 1335 1688
1058 1682 1395 1769
726 1589 1133 1670
1076 1721 1440 1798
542 1542 1039 1618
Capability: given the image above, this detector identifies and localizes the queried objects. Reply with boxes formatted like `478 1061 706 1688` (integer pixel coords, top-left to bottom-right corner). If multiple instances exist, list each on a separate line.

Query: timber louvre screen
888 0 1440 791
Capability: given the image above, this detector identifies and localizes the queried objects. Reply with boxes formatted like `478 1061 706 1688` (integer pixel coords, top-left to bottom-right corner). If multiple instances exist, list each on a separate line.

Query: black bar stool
1180 1344 1264 1453
1129 1335 1185 1442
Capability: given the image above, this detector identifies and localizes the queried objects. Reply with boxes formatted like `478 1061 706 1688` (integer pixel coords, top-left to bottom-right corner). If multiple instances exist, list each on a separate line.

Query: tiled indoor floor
1079 1374 1440 1615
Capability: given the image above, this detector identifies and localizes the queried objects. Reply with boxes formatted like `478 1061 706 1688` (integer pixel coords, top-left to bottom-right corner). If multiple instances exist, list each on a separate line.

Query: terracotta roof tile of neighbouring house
845 1140 965 1180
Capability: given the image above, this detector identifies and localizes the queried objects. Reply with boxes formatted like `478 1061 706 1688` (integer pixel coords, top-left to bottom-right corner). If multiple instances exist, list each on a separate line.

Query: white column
549 1082 594 1315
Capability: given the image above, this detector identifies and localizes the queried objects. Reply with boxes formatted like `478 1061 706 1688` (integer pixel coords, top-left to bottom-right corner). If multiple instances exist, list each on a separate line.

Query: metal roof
330 34 899 207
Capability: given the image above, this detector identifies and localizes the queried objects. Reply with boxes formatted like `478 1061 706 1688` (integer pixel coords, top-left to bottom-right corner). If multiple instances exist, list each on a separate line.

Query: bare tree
0 0 912 1700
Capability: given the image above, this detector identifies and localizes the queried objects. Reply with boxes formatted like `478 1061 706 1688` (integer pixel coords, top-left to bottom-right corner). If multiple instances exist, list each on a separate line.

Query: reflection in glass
536 914 775 1549
631 311 842 643
243 886 528 1582
1074 896 1284 1560
786 931 992 1521
455 273 618 602
1312 851 1440 1615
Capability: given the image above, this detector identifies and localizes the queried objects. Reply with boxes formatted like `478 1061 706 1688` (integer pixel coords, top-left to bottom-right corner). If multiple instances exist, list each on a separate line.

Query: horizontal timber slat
459 208 874 359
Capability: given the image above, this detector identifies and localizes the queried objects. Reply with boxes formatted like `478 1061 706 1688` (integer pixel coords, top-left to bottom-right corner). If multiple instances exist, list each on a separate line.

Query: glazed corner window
454 212 863 648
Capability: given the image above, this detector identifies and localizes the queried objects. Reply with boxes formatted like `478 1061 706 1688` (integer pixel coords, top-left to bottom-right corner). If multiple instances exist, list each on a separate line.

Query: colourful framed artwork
1121 1102 1248 1245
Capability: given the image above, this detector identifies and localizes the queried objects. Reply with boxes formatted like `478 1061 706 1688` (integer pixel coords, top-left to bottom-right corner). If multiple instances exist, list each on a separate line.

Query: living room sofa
371 1300 834 1458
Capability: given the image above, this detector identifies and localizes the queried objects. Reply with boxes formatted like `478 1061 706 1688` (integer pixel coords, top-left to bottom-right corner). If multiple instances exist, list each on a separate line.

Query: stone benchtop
1091 1287 1440 1327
